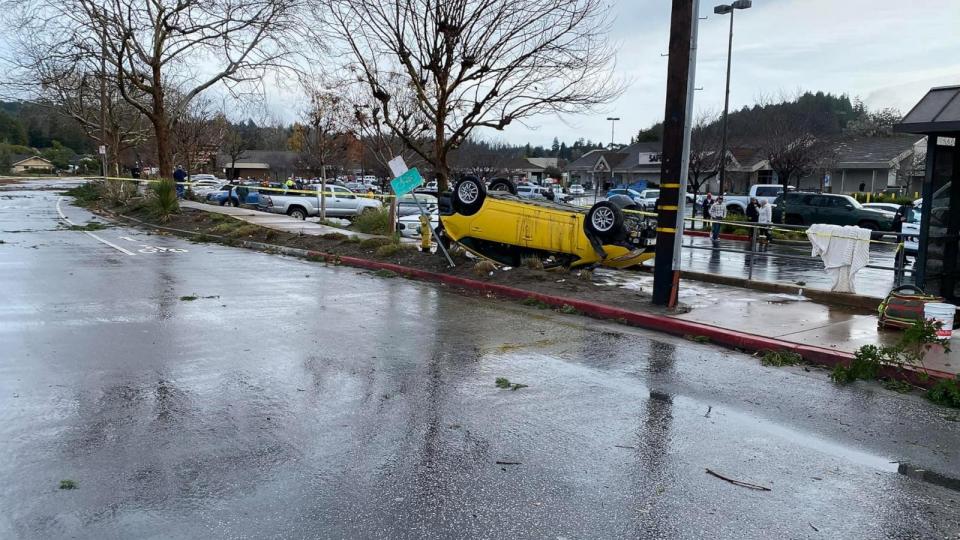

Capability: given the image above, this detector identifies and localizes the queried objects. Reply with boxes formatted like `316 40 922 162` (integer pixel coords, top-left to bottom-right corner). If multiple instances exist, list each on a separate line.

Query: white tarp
806 224 872 293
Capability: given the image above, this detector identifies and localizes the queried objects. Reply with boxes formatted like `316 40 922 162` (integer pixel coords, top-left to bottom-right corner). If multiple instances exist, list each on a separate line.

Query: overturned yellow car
438 177 656 268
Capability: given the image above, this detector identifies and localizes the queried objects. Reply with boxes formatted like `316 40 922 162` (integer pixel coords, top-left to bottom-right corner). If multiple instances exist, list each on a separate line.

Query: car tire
488 177 517 195
858 221 882 240
452 176 485 216
585 201 624 241
288 206 307 220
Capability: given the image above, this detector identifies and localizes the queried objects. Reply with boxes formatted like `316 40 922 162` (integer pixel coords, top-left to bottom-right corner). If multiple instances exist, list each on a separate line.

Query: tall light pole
714 0 751 196
606 117 620 148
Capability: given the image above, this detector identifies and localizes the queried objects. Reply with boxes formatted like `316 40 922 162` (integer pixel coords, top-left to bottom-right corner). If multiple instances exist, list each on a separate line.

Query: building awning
895 85 960 134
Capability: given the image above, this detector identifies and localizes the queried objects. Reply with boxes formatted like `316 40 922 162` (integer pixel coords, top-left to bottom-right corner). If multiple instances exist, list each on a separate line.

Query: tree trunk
155 117 172 179
434 110 449 192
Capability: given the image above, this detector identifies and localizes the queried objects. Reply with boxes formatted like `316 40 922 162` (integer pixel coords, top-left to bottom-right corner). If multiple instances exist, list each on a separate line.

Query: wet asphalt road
1 186 959 539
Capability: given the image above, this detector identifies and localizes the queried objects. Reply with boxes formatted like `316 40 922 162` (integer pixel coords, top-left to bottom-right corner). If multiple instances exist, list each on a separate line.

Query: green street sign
390 168 424 197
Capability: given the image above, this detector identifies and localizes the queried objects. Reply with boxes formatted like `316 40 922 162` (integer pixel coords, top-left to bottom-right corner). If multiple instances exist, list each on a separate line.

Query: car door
828 196 857 225
333 186 359 216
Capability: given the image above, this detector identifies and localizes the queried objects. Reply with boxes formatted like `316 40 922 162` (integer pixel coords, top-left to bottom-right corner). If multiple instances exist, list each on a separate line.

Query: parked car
772 191 894 238
397 213 440 239
516 184 555 200
568 184 585 196
723 184 787 213
606 188 644 206
902 206 920 256
439 177 656 268
206 185 262 206
861 202 901 216
189 177 225 198
396 193 439 217
261 185 382 220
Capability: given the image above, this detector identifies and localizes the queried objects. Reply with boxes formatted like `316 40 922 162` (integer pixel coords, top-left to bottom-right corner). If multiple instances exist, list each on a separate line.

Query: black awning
894 85 960 134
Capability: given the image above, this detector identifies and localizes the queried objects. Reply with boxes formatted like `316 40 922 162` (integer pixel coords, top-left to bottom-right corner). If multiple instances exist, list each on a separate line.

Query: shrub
474 260 497 276
761 350 803 367
375 242 415 258
322 232 349 241
719 213 748 234
521 255 544 270
103 179 134 207
927 379 960 408
64 182 104 207
360 237 394 249
352 207 391 234
149 178 180 221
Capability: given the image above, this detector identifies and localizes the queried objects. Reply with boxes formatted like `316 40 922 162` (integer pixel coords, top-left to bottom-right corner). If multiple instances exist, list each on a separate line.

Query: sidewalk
180 200 380 240
595 269 958 378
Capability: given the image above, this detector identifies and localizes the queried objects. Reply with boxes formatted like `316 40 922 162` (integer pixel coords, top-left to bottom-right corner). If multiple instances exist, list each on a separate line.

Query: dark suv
772 192 894 237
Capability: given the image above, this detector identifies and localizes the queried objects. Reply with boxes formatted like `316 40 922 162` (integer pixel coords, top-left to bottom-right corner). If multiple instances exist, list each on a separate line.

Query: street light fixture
714 0 751 196
606 117 620 148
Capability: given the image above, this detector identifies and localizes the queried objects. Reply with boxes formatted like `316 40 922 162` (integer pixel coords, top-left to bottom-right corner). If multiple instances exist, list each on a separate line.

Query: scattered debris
65 222 108 231
760 350 803 367
496 461 521 465
705 468 771 491
809 523 819 532
473 260 497 277
373 269 398 278
704 405 712 418
179 295 199 301
685 335 710 344
613 445 636 449
520 297 550 309
59 479 78 490
495 377 528 391
559 304 578 315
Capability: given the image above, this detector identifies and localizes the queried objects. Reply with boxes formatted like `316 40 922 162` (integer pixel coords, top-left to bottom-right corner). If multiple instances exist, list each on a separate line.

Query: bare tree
0 24 148 176
172 98 226 178
760 106 836 192
222 128 250 181
289 89 352 219
4 0 297 179
317 0 622 191
687 114 721 216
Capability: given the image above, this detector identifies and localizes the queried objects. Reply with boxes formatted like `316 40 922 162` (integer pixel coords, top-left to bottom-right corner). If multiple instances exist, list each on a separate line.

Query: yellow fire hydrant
419 214 432 250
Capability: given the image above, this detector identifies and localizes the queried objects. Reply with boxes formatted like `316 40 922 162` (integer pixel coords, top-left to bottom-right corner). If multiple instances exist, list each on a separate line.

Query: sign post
98 145 107 181
389 160 455 267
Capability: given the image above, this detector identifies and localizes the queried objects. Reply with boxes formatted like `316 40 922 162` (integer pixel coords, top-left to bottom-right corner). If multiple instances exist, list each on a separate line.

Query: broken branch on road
705 468 772 491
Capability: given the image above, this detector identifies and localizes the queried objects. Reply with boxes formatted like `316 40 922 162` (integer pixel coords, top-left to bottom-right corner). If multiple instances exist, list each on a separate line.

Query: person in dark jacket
173 165 187 198
746 197 760 223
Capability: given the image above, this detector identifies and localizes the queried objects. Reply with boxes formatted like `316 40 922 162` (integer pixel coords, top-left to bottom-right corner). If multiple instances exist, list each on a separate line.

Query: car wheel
288 207 307 220
585 201 624 240
858 221 882 240
452 176 485 216
488 177 517 195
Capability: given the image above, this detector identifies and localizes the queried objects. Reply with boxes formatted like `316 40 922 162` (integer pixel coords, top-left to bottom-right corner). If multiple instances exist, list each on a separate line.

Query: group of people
702 193 772 249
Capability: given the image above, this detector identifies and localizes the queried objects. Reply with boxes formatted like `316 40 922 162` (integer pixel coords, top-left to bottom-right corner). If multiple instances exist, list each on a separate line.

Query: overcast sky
472 0 960 147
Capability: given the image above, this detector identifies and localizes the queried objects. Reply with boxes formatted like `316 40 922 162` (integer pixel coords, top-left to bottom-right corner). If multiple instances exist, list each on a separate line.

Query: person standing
709 196 727 244
235 182 249 207
173 165 187 198
757 199 773 251
746 197 760 223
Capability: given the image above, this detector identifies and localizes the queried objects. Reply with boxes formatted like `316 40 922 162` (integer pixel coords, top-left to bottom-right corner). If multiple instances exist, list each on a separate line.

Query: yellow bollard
866 192 871 203
420 214 431 250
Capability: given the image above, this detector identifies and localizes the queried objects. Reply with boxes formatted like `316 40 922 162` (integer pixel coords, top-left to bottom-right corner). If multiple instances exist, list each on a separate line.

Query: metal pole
410 192 455 267
671 0 700 277
99 30 108 181
652 0 694 306
717 9 734 196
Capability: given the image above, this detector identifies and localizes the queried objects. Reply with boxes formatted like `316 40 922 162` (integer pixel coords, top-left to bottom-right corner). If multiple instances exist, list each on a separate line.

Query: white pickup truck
721 184 786 214
260 185 382 220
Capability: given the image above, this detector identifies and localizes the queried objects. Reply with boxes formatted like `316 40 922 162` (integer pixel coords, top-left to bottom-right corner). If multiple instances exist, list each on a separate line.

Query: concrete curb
238 240 955 388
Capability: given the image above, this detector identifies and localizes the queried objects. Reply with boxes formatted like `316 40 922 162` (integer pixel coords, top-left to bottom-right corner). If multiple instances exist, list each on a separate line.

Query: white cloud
490 0 960 146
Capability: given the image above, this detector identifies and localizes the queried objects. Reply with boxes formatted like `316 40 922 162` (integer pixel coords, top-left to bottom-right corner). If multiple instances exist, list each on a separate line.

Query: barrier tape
70 176 904 246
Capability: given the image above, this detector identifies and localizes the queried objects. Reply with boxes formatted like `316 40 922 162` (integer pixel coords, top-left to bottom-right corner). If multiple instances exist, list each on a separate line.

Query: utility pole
99 30 108 180
652 0 696 306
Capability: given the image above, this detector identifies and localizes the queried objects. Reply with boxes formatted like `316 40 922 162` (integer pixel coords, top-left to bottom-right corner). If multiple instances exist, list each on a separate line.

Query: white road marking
56 197 136 256
118 236 188 253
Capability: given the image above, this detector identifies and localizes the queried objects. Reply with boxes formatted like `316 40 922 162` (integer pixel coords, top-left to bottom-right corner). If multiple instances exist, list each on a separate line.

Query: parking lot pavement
1 189 959 539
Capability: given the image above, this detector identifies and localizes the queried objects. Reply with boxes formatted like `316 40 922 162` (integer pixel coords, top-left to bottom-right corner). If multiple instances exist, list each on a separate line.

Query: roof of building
833 135 924 167
218 150 298 168
11 154 53 166
895 85 960 134
501 157 547 171
567 142 661 172
525 157 558 169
